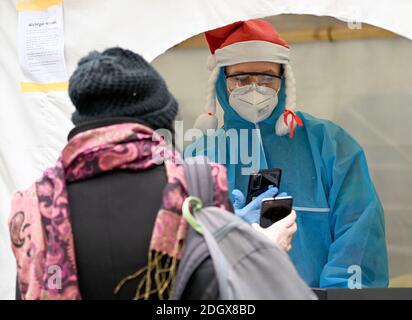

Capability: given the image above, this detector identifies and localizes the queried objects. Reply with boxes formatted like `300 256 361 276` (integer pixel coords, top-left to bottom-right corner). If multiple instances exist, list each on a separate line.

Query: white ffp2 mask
228 84 279 123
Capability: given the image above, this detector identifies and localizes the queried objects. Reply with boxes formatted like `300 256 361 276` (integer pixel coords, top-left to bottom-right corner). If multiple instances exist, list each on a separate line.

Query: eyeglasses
225 72 282 91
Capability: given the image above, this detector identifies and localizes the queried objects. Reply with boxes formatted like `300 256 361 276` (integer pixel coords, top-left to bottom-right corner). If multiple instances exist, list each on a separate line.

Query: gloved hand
252 210 297 252
231 187 278 224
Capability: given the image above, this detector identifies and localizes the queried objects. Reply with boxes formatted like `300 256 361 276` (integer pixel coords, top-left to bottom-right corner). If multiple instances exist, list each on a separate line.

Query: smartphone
260 195 293 228
246 168 282 204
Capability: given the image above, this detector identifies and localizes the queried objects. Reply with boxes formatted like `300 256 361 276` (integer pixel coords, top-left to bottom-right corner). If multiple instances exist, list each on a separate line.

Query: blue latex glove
232 187 279 224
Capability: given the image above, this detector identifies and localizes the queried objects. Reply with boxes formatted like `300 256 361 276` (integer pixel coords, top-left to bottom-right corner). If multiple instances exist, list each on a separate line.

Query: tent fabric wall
1 0 412 299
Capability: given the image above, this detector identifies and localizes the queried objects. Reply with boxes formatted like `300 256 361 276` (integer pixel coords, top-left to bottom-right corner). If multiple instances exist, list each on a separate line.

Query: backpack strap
171 227 211 299
183 156 214 206
181 157 231 299
171 156 215 300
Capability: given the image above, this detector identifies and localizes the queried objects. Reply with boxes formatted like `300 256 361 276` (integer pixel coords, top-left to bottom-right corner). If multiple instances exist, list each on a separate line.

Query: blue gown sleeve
319 128 389 288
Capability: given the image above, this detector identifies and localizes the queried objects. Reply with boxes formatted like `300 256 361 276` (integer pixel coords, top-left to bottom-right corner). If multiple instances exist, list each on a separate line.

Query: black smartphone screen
246 168 282 204
260 196 293 228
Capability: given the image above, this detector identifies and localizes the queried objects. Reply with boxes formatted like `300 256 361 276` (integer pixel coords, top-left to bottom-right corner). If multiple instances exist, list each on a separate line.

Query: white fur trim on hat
214 40 290 67
206 54 217 71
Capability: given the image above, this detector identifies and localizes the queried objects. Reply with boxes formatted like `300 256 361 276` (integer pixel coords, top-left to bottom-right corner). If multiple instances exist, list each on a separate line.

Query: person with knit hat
9 47 235 299
69 47 178 130
186 19 388 289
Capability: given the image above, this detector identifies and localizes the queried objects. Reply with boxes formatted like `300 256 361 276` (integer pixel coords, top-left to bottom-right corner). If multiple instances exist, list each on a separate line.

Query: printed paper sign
17 1 67 92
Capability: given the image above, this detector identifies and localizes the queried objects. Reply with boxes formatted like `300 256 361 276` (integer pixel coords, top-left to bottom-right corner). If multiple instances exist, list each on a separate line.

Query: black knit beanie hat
69 47 178 130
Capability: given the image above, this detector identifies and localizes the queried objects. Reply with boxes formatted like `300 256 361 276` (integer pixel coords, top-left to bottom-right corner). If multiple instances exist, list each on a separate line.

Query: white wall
153 37 412 279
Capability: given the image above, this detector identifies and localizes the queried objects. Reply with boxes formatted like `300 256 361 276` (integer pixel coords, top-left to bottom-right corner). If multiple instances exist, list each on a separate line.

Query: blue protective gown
185 68 389 288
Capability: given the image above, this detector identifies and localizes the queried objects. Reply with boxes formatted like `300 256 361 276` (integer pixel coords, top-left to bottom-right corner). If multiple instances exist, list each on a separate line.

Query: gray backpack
172 157 317 300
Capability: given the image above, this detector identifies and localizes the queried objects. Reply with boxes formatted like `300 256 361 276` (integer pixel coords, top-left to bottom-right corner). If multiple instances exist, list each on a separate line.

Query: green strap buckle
182 196 204 234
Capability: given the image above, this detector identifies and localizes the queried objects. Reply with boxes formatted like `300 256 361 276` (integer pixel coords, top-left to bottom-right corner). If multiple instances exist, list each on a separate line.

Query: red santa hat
194 19 301 138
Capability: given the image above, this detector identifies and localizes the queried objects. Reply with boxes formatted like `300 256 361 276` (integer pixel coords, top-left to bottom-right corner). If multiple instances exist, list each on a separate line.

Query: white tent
1 0 412 299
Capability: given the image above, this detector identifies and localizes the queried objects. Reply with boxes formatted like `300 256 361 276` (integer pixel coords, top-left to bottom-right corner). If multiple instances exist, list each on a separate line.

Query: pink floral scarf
9 123 231 300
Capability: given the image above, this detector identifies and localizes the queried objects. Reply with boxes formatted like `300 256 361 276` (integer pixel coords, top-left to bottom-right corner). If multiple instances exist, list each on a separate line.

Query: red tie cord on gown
283 109 303 139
